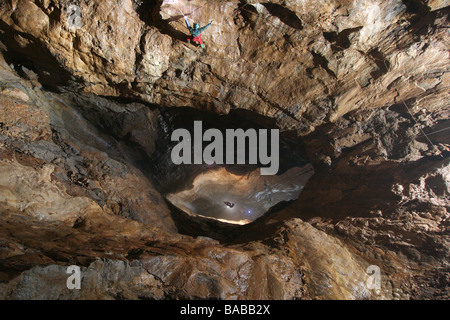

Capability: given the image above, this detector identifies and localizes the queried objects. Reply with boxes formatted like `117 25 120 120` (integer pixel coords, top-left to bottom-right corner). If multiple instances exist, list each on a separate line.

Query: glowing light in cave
166 165 314 225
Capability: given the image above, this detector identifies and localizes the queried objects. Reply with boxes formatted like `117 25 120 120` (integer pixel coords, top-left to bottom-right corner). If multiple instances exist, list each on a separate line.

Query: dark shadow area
405 4 449 38
401 0 431 14
323 27 363 53
166 200 243 243
239 1 258 28
61 93 159 167
136 0 189 42
149 107 311 194
166 195 299 244
368 49 390 80
262 3 303 30
0 20 77 92
99 94 160 110
297 150 449 222
311 51 337 78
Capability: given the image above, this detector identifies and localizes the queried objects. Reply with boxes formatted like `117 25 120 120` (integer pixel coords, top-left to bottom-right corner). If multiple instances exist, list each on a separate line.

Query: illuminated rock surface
0 0 449 300
167 165 314 224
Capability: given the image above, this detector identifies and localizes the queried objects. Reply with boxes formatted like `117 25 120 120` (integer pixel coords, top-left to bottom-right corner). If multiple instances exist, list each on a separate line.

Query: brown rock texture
0 0 448 300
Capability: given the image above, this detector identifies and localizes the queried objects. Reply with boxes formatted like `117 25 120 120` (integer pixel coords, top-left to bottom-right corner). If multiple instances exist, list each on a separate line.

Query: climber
224 201 235 208
185 17 213 48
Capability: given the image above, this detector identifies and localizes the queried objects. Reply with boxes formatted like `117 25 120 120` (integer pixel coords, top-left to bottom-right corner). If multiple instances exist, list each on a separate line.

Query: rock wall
0 0 448 299
1 0 448 132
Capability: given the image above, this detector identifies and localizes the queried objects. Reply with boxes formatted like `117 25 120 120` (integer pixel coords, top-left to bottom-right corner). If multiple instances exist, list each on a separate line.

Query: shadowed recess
149 107 314 225
262 3 303 30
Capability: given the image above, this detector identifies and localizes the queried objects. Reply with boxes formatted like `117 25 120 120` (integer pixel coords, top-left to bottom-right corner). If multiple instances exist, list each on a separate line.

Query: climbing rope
238 2 447 156
177 7 187 19
399 94 443 156
378 57 444 157
418 126 450 138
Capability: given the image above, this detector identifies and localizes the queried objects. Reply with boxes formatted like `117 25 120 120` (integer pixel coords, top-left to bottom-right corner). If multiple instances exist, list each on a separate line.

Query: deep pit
149 108 314 228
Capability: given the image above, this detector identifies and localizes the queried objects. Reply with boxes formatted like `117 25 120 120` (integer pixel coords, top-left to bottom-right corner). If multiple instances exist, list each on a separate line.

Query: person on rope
185 17 213 48
224 201 235 208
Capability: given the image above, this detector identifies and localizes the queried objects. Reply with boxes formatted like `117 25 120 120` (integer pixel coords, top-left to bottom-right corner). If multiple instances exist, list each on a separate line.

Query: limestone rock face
0 0 448 300
1 0 448 132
